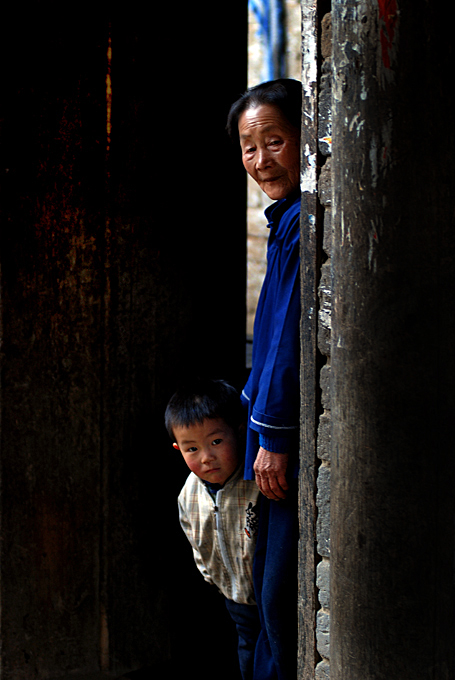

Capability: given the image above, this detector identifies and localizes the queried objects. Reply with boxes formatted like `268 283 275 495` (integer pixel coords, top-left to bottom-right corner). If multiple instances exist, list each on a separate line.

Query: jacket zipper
213 489 235 582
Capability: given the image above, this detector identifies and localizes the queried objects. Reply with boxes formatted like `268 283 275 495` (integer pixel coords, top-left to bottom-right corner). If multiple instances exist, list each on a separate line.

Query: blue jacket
241 192 301 480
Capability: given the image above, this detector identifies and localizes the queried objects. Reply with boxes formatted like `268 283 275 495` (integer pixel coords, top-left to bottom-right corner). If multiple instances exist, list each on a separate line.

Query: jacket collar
264 189 301 229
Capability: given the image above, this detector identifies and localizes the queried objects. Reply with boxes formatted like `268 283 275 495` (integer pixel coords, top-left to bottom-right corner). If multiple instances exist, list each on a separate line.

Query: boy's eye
212 439 223 446
187 446 198 452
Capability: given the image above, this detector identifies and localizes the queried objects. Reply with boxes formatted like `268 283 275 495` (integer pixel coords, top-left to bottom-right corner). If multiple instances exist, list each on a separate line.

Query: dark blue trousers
225 598 261 680
252 486 299 680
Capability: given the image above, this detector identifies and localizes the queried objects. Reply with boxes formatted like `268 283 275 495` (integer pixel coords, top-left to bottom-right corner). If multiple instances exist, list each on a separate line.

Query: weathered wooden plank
0 5 247 678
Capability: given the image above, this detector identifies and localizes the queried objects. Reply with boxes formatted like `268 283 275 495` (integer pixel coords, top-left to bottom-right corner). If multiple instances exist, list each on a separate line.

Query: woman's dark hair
226 78 302 143
165 378 244 439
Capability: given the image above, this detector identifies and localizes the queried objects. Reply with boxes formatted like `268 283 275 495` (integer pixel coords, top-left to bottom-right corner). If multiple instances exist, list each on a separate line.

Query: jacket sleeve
251 214 300 453
178 496 214 586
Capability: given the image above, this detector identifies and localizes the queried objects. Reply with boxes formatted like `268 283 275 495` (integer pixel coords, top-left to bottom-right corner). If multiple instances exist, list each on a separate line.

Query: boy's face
173 417 241 485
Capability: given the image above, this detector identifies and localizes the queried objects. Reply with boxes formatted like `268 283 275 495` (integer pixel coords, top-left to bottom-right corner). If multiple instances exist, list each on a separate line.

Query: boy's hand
254 447 289 500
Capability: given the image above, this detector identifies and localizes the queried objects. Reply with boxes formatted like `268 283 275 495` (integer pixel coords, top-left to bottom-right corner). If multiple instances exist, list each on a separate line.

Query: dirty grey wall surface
330 1 455 678
1 5 247 679
315 10 333 678
300 2 455 678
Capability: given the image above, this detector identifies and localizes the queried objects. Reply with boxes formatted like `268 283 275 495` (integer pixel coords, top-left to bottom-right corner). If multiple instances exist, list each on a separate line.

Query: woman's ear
172 442 180 451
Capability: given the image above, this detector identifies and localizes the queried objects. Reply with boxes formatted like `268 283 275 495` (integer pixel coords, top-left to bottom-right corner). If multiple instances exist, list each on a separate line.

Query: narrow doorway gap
246 0 302 370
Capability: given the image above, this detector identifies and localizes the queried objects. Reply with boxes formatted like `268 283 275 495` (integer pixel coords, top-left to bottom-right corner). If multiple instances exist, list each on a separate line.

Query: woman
227 79 302 680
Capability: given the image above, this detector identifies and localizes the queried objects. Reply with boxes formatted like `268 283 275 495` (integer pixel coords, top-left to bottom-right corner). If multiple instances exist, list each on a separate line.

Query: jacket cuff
259 433 293 454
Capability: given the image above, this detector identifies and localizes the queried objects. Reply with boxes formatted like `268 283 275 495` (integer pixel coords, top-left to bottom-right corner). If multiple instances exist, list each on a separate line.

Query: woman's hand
254 447 289 500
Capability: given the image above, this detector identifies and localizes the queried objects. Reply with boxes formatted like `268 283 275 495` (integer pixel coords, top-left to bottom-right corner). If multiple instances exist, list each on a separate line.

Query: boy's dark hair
226 78 302 143
165 378 244 439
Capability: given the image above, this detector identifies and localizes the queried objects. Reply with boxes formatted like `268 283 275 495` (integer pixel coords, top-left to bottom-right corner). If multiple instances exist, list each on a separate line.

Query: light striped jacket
178 464 260 605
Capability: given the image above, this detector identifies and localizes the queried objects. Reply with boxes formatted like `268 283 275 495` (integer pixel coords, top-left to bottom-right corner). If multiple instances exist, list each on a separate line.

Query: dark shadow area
119 579 242 679
1 3 247 679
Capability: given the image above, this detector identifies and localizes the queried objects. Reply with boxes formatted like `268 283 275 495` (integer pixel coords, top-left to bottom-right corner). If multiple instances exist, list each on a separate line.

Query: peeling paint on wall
349 112 364 137
378 0 399 69
368 219 380 272
301 2 317 99
300 144 317 193
360 73 368 100
319 135 332 153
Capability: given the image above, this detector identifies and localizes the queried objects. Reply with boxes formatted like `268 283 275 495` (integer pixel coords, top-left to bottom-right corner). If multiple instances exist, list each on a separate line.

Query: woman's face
238 104 300 201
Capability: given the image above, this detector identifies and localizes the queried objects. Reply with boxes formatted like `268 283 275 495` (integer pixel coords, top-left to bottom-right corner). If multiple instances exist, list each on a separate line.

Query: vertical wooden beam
0 4 248 678
298 1 319 677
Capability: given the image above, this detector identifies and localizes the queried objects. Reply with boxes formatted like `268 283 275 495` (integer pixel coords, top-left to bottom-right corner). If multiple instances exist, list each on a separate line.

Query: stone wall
315 13 332 680
316 10 332 679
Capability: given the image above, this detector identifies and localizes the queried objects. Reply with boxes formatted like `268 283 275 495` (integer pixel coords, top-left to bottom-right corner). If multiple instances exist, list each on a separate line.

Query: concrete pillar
331 1 455 678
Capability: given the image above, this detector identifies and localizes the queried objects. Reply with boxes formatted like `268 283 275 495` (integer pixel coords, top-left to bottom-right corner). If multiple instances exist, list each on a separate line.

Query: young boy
165 378 261 680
